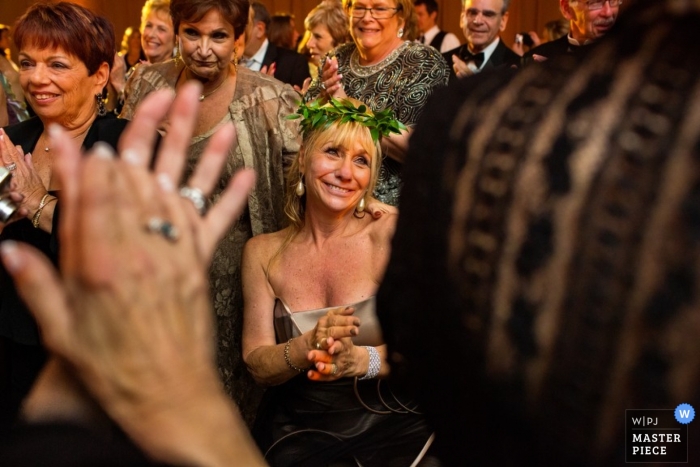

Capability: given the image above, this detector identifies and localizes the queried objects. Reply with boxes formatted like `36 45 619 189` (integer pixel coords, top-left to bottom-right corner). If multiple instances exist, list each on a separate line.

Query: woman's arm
241 236 314 386
381 127 411 164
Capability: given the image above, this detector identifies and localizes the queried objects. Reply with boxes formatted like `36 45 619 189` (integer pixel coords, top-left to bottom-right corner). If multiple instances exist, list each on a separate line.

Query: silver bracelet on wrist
359 346 380 380
284 338 309 373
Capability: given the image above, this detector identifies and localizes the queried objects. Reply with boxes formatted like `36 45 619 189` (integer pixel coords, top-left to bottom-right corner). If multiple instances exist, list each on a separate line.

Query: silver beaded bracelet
359 346 381 380
284 338 308 373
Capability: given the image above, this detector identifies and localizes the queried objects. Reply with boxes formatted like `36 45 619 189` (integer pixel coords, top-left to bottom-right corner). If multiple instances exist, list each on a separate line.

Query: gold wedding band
316 341 322 350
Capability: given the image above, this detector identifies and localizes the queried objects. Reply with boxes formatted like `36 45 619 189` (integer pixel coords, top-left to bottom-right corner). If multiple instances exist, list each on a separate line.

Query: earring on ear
356 195 366 213
397 28 404 38
232 48 238 70
95 93 107 117
295 176 305 197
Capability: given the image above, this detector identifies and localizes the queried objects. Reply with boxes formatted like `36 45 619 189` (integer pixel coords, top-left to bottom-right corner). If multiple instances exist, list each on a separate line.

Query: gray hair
462 0 511 13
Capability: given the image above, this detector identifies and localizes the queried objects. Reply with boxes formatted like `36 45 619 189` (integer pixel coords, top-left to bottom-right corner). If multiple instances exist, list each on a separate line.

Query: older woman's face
179 9 236 81
307 25 334 66
349 0 404 55
142 10 175 63
301 136 372 214
18 45 106 125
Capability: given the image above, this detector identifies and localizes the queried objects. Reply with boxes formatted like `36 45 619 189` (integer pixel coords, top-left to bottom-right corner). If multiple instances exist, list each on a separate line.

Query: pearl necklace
42 129 89 152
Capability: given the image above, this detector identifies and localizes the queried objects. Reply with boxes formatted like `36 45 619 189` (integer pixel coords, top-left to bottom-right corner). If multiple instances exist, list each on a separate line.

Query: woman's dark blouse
0 115 128 345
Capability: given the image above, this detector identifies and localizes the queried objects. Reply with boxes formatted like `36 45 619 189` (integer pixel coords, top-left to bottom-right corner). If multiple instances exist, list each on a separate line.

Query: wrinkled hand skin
1 84 263 467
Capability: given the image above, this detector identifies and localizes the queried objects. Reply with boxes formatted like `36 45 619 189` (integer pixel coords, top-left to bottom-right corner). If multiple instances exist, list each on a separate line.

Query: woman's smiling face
349 0 404 58
300 124 377 214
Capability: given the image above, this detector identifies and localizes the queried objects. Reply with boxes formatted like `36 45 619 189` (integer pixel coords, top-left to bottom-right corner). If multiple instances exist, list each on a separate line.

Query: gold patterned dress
121 60 301 425
308 41 449 205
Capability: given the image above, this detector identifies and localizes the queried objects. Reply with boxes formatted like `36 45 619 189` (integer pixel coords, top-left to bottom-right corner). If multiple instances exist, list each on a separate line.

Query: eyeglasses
572 0 622 11
350 6 401 19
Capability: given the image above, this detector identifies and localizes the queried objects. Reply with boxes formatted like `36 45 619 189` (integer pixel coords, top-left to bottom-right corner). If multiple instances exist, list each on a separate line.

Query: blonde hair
266 113 381 279
140 0 172 33
285 120 381 232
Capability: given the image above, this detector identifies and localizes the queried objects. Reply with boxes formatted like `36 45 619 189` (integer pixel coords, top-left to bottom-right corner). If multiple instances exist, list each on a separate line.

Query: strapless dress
252 298 438 467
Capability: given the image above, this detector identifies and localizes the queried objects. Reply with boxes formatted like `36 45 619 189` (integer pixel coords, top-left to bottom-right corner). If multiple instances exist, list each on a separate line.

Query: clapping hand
319 56 346 99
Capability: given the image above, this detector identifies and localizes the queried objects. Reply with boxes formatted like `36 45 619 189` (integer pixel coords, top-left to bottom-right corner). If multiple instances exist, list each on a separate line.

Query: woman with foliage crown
307 0 449 206
242 98 437 466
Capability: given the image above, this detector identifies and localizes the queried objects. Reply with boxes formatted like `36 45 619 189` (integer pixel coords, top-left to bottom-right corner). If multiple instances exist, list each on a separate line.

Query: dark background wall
1 0 563 57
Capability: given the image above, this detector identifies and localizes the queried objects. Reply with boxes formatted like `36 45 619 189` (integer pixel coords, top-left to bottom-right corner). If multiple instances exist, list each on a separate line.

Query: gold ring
316 341 322 350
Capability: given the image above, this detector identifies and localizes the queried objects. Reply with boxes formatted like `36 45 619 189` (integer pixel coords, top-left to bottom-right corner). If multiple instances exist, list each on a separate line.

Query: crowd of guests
2 0 699 466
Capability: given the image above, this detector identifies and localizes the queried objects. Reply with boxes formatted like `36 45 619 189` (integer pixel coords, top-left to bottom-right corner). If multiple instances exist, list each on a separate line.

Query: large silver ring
330 363 338 375
179 186 207 215
145 217 180 242
5 163 16 172
319 81 327 91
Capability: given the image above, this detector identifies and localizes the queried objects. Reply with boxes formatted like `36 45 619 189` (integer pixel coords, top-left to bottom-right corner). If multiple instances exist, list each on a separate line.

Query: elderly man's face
562 0 618 43
460 0 508 53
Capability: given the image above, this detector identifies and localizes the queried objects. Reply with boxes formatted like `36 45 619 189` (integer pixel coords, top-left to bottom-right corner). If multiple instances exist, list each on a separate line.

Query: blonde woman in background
298 2 351 81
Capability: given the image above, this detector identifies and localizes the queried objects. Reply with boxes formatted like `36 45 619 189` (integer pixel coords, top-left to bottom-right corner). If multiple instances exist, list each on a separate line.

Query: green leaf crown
288 98 407 143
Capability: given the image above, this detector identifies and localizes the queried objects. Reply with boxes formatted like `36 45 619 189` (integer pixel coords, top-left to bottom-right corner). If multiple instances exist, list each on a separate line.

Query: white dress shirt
242 39 269 72
416 25 461 53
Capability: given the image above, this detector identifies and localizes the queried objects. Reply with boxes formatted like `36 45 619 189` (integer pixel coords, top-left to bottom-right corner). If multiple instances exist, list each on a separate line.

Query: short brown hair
170 0 250 39
269 13 296 49
304 3 351 48
13 2 115 74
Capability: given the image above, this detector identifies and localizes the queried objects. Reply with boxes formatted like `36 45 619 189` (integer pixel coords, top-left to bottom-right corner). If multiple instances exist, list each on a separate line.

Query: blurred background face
141 9 175 63
307 24 334 66
460 0 507 52
0 30 10 50
128 30 142 53
565 0 618 42
414 4 435 33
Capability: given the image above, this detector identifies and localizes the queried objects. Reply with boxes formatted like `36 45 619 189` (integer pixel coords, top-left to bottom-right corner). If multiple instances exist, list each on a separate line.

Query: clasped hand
0 129 47 221
306 306 367 381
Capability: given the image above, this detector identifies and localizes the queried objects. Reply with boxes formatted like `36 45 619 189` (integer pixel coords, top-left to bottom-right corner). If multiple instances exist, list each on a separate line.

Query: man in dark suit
523 0 620 65
443 0 519 81
242 2 310 88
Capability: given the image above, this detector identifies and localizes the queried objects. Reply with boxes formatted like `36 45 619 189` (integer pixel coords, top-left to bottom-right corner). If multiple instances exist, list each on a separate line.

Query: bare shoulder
365 207 398 244
243 228 289 264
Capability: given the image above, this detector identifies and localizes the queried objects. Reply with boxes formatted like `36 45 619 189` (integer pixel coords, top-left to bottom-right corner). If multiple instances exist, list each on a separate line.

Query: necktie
419 35 425 44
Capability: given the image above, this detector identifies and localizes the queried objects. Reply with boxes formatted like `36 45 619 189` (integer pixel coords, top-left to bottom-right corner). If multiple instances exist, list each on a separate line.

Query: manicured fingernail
92 142 114 159
121 149 140 165
157 173 174 192
0 241 23 272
